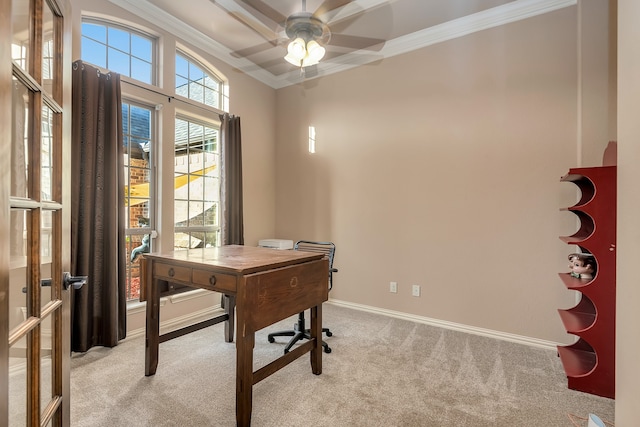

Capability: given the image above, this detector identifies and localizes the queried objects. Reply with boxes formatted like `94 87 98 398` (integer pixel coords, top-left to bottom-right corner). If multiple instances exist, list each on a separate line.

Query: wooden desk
140 245 329 426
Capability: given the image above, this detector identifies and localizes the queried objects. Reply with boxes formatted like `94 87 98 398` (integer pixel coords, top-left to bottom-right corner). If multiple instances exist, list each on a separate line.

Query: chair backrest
294 240 337 290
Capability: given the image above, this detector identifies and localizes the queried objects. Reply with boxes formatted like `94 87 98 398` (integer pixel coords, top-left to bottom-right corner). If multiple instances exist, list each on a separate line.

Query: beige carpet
70 304 615 426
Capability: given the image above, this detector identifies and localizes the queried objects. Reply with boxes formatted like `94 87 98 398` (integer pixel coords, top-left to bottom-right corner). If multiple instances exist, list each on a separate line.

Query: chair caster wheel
268 336 275 343
325 331 333 337
324 347 332 354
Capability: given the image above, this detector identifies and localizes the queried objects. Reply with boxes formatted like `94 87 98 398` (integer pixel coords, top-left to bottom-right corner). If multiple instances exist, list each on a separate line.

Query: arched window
81 19 155 85
176 52 226 109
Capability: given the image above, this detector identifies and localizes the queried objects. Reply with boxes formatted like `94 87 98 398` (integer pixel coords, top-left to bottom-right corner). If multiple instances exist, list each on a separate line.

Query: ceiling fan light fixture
301 56 318 67
282 13 331 69
284 53 302 66
305 40 325 62
284 37 326 68
287 37 306 57
284 37 306 66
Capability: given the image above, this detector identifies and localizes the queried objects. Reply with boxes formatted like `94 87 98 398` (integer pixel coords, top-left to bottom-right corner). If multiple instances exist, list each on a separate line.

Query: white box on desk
258 239 294 250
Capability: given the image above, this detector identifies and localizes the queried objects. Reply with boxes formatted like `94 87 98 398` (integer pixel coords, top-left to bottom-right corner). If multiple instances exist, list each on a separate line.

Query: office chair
267 240 337 354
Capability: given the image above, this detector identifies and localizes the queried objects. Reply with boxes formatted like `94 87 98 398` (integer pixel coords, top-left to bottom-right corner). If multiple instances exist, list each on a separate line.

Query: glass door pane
8 348 27 426
41 210 53 307
42 4 56 96
9 209 28 331
11 0 30 72
11 77 29 199
41 106 54 202
40 318 53 423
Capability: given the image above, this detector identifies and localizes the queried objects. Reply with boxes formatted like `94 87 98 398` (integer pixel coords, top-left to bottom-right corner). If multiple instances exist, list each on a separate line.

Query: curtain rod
121 78 225 116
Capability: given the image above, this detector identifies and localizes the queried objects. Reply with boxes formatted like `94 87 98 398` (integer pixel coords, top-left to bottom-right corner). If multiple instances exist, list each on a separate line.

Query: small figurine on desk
568 253 596 280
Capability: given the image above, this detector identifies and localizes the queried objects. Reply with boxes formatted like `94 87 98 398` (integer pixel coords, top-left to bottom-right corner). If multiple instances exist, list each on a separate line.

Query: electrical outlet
390 281 397 293
412 284 421 297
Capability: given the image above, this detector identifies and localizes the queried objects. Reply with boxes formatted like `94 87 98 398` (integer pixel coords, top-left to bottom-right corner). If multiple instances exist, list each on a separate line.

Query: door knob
63 272 88 290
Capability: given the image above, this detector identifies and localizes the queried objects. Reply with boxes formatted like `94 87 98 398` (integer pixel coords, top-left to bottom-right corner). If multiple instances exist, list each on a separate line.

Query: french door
1 0 72 426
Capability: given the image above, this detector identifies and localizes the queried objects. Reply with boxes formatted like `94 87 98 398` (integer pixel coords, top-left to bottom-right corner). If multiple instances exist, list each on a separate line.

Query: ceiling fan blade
228 11 279 43
230 40 281 58
313 0 353 21
329 33 385 51
240 0 287 26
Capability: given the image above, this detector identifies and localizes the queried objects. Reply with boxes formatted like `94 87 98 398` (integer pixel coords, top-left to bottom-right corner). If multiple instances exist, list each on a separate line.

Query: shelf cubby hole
559 210 594 243
561 175 595 206
558 338 596 377
558 294 596 333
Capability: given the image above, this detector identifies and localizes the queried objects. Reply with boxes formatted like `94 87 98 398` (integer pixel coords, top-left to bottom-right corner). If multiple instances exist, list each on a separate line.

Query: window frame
122 98 156 300
81 18 157 86
173 114 221 251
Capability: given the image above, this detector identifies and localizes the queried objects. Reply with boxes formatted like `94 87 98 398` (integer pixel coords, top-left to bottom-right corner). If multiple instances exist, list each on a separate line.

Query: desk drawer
154 263 191 283
192 269 236 293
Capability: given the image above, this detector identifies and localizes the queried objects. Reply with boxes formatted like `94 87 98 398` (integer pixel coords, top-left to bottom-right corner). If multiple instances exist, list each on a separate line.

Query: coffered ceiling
107 0 575 88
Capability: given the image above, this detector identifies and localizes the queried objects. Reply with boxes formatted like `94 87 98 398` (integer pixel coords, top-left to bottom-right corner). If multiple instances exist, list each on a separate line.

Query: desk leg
224 294 235 343
236 331 254 427
145 277 161 376
310 304 323 375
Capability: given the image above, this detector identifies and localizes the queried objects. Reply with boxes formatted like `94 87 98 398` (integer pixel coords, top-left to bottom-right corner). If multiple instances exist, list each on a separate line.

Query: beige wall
579 0 617 165
274 5 613 344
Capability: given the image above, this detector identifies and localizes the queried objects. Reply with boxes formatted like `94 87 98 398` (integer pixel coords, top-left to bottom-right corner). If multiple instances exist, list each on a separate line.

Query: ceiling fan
224 0 386 69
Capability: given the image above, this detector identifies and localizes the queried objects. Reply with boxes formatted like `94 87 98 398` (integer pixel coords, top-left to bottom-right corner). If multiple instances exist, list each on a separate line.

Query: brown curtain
219 113 244 245
70 60 126 352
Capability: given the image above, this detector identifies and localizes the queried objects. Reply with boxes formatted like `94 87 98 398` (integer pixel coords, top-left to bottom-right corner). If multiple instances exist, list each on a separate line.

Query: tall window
123 101 154 300
174 118 220 250
81 20 227 301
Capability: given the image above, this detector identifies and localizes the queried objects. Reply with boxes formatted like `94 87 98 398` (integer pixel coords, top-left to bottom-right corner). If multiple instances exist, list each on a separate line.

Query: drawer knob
168 268 175 277
209 275 217 286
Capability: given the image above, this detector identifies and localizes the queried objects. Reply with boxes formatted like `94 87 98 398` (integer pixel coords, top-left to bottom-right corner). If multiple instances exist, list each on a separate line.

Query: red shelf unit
557 166 616 399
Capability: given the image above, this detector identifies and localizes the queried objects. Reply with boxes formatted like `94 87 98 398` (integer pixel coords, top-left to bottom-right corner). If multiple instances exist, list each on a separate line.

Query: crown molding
107 0 576 89
383 0 577 57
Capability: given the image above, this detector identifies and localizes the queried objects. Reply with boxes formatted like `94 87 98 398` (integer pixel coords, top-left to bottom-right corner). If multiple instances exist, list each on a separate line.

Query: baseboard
327 299 560 351
124 298 560 351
